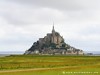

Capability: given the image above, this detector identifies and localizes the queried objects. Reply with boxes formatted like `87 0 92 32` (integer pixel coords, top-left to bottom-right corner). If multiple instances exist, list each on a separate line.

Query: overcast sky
0 0 100 52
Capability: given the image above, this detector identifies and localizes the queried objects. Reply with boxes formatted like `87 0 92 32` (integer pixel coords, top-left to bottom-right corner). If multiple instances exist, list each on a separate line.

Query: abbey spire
52 22 55 33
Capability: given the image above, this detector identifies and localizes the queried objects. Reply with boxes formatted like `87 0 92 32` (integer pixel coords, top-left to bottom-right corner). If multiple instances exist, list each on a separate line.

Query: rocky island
24 25 84 55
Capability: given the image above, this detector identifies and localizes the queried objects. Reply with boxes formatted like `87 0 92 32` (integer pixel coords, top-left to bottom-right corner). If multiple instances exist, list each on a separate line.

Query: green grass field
0 55 100 75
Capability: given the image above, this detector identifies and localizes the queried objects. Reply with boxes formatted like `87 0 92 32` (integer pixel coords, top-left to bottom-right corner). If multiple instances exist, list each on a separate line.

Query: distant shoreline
0 54 22 57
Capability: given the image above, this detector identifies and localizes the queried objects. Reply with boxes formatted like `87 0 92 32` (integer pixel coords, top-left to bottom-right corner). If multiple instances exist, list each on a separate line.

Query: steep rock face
24 26 84 55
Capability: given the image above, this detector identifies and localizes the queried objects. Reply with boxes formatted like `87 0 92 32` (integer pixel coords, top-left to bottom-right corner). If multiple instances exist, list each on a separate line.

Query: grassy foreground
0 55 100 75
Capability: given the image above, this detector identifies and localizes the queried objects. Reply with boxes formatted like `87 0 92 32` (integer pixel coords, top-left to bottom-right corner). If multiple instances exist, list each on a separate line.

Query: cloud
0 0 66 26
2 0 100 26
9 0 100 10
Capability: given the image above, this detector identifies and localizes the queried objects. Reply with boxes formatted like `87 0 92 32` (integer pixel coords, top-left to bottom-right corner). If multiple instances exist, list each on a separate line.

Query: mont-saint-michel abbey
24 25 84 55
